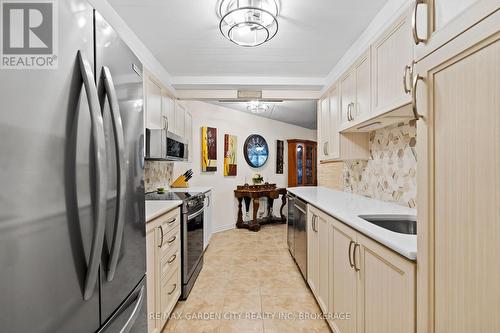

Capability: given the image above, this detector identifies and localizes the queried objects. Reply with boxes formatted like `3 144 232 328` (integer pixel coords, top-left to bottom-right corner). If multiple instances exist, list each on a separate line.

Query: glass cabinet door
296 144 303 185
305 144 313 185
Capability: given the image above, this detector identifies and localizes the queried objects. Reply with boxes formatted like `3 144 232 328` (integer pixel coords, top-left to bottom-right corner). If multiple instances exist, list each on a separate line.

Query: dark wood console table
234 183 287 232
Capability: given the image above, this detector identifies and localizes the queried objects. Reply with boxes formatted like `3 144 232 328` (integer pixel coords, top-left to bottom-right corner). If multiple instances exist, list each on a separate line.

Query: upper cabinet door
184 111 193 162
433 0 481 31
320 98 330 159
340 69 356 126
371 10 413 116
413 0 496 60
328 85 340 159
145 77 163 129
161 91 175 133
355 52 371 120
174 101 186 137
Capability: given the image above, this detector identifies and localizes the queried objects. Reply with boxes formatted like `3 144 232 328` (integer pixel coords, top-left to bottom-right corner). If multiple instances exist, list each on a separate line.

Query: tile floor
163 224 331 333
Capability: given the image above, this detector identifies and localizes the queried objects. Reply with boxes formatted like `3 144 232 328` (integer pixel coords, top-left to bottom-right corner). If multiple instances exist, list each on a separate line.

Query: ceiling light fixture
247 101 274 114
219 0 279 47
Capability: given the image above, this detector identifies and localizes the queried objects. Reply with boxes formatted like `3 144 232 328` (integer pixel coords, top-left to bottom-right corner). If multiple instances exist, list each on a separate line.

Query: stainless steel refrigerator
0 1 147 332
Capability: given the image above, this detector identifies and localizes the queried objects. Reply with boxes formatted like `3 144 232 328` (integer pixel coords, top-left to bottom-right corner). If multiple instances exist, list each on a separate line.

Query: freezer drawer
98 276 147 333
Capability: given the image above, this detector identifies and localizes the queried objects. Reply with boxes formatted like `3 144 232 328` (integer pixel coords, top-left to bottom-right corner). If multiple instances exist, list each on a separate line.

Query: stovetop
145 191 203 201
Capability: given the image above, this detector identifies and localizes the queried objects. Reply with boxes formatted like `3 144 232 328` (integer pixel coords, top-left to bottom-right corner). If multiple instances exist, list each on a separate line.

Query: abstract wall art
201 126 217 172
224 134 237 176
276 140 284 174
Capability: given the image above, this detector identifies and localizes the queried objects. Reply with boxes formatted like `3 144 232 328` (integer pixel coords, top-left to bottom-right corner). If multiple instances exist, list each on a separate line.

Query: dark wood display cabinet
287 140 317 187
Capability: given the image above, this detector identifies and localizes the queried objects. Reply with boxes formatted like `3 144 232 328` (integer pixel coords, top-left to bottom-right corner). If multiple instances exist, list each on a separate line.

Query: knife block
170 175 189 188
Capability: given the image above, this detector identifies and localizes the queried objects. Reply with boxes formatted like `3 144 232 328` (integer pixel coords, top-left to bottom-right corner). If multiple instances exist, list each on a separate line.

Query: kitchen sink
358 215 417 235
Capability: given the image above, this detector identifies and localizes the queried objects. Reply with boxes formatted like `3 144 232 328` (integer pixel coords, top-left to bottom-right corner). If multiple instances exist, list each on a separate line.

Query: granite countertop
287 186 417 260
145 200 182 222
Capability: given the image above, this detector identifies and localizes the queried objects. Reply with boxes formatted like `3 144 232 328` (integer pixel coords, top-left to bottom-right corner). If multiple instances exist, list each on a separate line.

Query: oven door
182 204 204 284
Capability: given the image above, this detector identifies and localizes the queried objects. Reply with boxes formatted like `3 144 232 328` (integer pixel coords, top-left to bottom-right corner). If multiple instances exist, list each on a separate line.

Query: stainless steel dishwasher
287 193 307 279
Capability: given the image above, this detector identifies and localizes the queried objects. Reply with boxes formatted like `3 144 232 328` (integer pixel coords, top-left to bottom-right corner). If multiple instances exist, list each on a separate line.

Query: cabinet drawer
160 248 180 281
159 210 180 234
160 268 180 320
159 226 180 260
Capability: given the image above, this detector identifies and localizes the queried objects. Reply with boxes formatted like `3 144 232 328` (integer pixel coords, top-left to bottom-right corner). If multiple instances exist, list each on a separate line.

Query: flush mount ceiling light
219 0 279 47
247 101 274 114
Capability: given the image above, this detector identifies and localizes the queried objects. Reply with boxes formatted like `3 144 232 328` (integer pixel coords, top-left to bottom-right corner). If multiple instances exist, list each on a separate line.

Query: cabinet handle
348 240 355 268
168 284 177 295
167 254 177 264
163 115 169 133
347 103 352 121
167 236 176 244
158 226 164 248
325 141 329 155
412 74 424 120
412 0 427 45
167 217 176 225
403 65 411 94
323 142 327 156
353 243 360 272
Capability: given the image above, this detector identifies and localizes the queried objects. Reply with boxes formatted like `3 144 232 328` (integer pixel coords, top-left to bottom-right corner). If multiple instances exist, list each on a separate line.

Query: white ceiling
208 100 317 129
107 0 388 87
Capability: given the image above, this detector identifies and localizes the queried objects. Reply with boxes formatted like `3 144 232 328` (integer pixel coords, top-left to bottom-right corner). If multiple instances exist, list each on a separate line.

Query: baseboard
211 223 236 234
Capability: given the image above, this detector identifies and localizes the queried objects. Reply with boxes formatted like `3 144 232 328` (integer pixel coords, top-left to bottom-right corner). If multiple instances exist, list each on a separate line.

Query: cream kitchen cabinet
146 207 181 333
184 110 193 162
306 206 416 333
203 189 213 250
161 90 175 133
307 205 320 298
413 0 497 60
330 218 358 333
144 70 191 146
317 83 369 162
307 205 331 313
173 100 186 138
415 12 499 333
371 8 414 116
318 97 331 160
340 51 371 126
145 75 163 130
357 233 416 333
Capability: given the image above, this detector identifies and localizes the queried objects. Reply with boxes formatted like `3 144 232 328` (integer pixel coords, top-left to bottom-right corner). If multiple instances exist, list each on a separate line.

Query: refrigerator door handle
78 51 108 301
120 285 145 333
102 66 127 282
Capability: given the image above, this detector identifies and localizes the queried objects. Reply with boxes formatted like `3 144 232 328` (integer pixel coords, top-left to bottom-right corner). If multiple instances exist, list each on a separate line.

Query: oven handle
187 207 204 220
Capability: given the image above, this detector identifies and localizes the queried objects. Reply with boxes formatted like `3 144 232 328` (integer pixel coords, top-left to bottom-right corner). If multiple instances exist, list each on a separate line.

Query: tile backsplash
343 120 417 208
144 161 173 193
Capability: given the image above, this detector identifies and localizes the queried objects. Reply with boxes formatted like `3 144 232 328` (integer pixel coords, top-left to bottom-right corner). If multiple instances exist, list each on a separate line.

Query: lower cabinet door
307 206 319 295
317 213 330 313
357 233 415 333
146 228 159 333
331 219 358 333
159 269 181 328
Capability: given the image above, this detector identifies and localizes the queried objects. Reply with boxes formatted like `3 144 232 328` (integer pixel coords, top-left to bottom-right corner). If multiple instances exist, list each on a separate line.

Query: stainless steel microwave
145 129 189 161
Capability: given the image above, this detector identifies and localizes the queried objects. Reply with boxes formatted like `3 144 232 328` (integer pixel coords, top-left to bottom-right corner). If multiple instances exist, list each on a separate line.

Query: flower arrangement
252 173 264 185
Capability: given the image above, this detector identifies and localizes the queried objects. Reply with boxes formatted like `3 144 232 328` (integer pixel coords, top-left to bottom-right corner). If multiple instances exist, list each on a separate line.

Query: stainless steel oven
145 129 188 161
181 194 205 299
